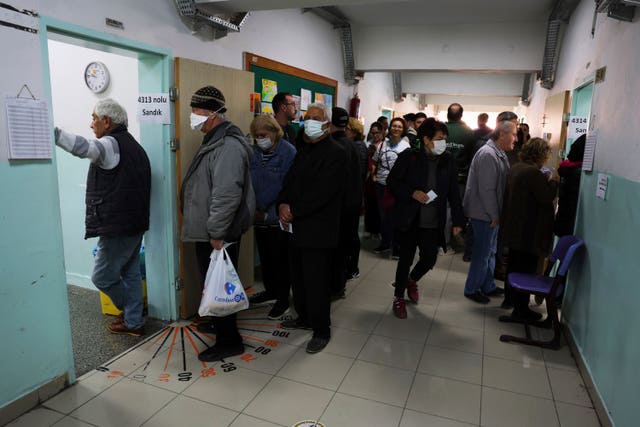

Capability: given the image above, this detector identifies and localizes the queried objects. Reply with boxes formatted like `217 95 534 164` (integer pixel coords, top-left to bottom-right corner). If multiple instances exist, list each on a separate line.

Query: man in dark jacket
272 92 297 144
278 103 348 354
181 85 256 362
330 107 363 298
55 98 150 336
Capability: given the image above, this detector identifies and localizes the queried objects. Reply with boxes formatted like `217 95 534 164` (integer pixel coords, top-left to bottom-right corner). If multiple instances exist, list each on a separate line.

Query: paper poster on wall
582 131 597 172
5 96 52 159
568 116 588 140
291 95 302 122
250 93 261 113
261 79 278 103
323 94 333 107
136 93 171 124
314 93 324 104
261 102 274 115
300 89 311 110
596 173 608 200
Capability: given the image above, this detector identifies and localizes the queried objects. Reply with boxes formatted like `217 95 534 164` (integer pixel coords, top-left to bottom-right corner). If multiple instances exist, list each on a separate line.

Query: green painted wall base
564 171 640 427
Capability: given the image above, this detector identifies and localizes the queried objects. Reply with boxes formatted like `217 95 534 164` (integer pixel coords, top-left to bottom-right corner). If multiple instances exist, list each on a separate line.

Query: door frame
39 17 179 321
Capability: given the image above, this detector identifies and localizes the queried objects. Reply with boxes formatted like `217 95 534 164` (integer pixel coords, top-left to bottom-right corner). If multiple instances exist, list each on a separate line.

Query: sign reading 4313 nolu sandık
136 93 171 125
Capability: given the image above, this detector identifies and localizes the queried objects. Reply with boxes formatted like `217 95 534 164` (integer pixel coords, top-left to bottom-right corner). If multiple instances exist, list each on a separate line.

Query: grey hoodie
180 121 256 242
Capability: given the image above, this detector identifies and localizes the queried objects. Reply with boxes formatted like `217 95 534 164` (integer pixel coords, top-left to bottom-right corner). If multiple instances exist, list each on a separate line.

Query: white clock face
84 62 110 93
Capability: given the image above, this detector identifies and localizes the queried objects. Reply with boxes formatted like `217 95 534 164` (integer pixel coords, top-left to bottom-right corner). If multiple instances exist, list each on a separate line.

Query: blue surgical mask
304 120 327 139
432 139 447 155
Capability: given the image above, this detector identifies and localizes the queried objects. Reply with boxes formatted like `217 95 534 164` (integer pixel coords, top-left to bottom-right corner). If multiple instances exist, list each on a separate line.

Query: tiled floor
9 249 602 427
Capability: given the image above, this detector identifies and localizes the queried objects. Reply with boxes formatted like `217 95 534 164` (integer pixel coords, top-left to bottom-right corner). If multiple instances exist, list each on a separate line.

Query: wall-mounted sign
596 173 608 200
568 115 588 140
136 93 171 124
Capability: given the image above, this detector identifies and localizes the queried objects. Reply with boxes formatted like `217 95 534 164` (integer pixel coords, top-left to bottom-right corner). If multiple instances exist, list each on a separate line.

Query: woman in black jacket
387 118 465 319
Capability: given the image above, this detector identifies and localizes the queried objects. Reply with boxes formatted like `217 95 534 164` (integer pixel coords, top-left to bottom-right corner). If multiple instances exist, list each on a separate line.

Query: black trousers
254 226 291 306
343 206 362 275
291 247 332 339
195 240 243 347
394 227 439 298
331 206 361 295
505 248 539 313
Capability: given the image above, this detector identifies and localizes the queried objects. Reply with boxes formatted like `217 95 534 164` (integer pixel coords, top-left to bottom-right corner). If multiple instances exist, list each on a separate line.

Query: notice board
244 52 338 133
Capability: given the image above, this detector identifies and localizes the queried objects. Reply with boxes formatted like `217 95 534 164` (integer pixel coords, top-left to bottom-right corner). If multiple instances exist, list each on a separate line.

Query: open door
541 90 570 171
567 82 593 154
174 58 255 319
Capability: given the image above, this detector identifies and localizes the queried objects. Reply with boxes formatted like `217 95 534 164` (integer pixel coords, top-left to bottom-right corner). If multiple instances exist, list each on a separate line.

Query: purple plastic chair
499 235 585 349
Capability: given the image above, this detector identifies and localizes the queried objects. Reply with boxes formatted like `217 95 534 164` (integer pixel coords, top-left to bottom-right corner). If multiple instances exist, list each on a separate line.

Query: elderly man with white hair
55 98 151 336
277 102 348 354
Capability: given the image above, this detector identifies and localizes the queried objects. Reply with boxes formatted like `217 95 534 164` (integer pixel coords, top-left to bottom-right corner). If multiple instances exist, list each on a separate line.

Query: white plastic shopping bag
198 247 248 317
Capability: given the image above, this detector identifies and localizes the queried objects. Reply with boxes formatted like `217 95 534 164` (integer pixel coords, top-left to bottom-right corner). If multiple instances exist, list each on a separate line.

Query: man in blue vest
55 98 151 336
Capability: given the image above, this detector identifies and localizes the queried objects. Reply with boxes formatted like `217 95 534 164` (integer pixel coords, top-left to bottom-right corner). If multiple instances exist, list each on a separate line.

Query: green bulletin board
244 52 338 133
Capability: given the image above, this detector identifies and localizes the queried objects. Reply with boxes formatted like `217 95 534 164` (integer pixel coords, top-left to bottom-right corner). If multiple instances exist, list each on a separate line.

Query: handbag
198 247 249 317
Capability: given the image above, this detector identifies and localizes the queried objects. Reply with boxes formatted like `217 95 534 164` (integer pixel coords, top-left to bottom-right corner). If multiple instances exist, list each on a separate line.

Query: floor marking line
180 327 186 372
102 326 170 368
187 326 216 346
163 326 180 372
240 335 266 344
143 325 174 372
183 328 207 368
144 326 172 351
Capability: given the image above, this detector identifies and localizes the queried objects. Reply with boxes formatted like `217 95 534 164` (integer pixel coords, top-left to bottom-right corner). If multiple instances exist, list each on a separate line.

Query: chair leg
499 298 562 350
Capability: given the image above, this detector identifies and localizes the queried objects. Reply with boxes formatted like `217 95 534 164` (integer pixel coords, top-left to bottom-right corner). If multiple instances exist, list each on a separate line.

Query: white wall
402 72 524 97
353 22 547 72
48 40 140 289
24 1 350 107
526 0 640 182
353 72 394 128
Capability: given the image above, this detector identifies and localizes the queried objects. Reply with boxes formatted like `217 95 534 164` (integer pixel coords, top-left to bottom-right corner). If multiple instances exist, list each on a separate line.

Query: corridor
9 249 599 427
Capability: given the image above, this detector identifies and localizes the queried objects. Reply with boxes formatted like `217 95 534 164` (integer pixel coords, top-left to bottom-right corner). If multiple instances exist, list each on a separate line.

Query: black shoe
267 303 290 320
462 254 471 262
280 318 312 330
391 251 400 260
196 322 216 334
485 287 505 297
249 291 276 305
331 289 346 302
464 292 490 304
198 343 244 362
373 245 390 254
511 309 543 322
306 336 329 354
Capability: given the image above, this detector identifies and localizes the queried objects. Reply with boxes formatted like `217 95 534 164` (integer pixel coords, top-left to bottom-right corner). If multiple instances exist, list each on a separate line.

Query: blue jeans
92 233 144 329
464 219 498 295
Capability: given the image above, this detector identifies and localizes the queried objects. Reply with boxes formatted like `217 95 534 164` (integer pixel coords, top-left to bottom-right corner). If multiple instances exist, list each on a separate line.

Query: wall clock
84 61 110 93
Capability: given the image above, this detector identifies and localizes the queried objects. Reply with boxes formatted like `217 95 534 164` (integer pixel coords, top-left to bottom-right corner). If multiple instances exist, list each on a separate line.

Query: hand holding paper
425 190 437 204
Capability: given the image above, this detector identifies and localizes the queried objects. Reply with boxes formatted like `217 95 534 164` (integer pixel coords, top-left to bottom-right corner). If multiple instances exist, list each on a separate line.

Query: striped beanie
190 86 227 113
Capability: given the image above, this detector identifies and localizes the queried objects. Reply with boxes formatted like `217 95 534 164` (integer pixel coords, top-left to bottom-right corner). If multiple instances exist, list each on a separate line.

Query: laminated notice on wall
136 93 171 124
5 96 52 159
582 131 597 172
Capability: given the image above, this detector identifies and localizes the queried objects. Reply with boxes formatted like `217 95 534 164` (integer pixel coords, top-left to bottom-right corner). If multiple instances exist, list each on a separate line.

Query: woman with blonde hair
248 114 296 319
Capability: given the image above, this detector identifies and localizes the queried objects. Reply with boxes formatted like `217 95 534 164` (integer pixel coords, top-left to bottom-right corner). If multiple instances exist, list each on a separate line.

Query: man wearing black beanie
181 85 256 362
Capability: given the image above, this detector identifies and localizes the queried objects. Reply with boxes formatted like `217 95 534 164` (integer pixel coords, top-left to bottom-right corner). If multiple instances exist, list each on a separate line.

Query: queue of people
54 89 582 359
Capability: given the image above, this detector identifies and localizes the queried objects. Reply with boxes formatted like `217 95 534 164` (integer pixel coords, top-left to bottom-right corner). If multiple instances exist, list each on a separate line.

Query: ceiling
193 0 560 104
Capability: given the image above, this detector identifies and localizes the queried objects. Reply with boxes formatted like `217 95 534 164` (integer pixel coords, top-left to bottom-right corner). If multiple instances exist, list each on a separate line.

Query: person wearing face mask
247 115 296 319
386 118 464 318
180 85 256 362
371 117 411 258
277 103 348 354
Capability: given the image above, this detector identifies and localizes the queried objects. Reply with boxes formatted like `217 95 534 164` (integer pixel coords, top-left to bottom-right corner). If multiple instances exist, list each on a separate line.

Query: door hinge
170 138 179 152
169 87 178 102
562 113 571 122
174 277 183 291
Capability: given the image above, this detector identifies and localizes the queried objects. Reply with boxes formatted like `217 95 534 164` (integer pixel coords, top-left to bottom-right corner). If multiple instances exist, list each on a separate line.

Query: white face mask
256 137 273 151
432 139 447 155
304 120 327 139
190 112 209 131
